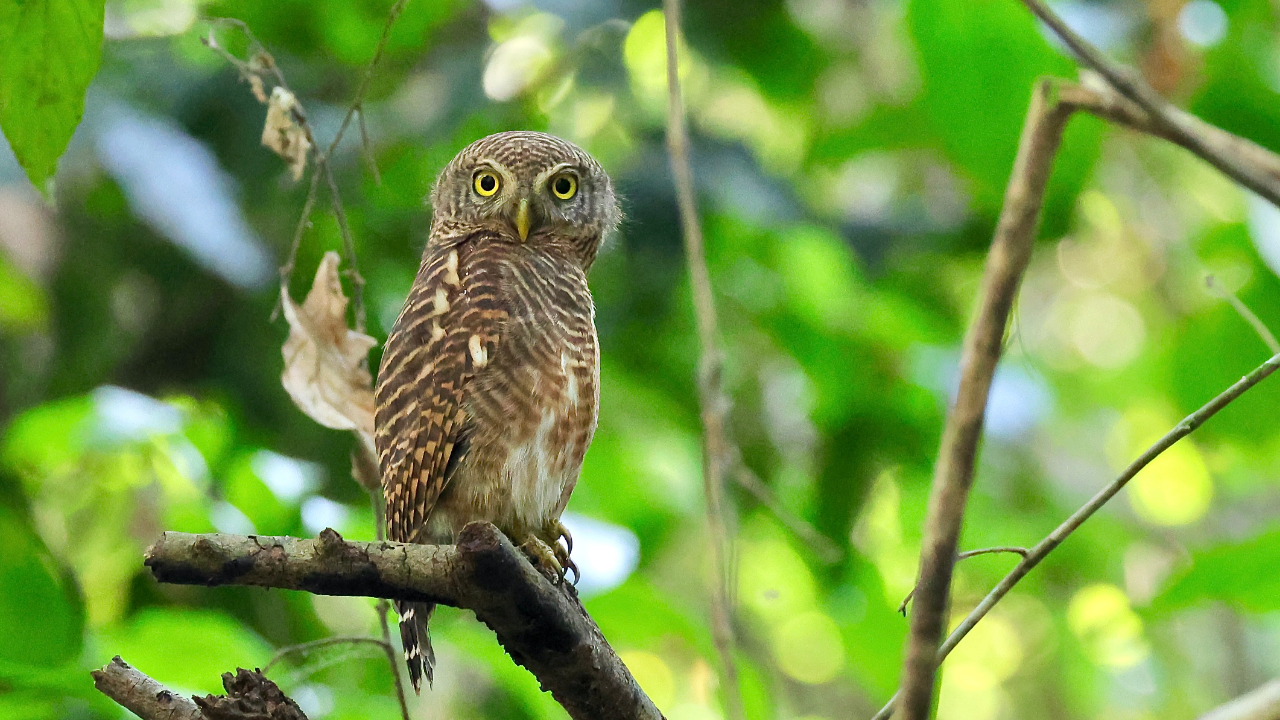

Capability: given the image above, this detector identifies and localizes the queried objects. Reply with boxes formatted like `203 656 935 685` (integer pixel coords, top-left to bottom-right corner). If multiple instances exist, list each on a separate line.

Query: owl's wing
374 238 505 544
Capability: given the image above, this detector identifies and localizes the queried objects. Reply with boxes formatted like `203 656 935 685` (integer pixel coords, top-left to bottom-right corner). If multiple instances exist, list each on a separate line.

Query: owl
374 131 620 691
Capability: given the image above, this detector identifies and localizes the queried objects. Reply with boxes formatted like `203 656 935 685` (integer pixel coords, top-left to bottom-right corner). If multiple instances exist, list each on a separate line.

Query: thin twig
1017 0 1280 206
896 79 1075 720
875 351 1280 720
279 169 324 288
357 108 382 186
321 0 408 163
323 165 367 332
897 547 1029 615
370 489 411 720
734 461 842 563
375 601 409 719
1206 275 1280 354
661 2 742 718
206 6 404 326
264 636 392 674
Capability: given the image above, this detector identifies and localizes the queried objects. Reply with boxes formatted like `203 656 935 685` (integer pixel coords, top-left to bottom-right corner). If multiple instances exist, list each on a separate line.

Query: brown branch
897 547 1028 615
92 656 203 720
879 14 1280 719
1197 681 1280 720
1052 79 1280 184
1018 0 1280 206
661 2 743 719
896 78 1074 720
886 73 1280 720
875 350 1280 719
143 523 664 720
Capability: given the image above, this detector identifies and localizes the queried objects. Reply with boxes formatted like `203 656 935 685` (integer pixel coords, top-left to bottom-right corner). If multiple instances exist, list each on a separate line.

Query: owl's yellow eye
550 173 577 200
474 171 500 197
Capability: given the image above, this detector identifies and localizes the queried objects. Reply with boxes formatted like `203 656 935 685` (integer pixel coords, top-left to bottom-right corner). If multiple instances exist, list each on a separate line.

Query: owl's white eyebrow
536 163 580 184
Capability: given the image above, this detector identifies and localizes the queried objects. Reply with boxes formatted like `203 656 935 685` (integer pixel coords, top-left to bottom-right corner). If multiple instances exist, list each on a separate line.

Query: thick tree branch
143 522 664 720
896 78 1074 720
92 656 203 720
93 657 311 720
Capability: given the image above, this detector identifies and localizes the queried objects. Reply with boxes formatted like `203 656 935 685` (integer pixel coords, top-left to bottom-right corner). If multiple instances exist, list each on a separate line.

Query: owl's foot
519 536 567 584
552 521 579 586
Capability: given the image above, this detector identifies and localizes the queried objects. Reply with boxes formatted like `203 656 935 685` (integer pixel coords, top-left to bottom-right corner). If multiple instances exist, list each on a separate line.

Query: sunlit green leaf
1149 527 1280 615
0 254 48 331
0 504 82 668
0 0 105 190
96 608 272 694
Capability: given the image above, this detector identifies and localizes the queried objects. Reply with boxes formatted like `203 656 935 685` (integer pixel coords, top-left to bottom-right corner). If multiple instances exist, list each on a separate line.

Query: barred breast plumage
373 131 619 691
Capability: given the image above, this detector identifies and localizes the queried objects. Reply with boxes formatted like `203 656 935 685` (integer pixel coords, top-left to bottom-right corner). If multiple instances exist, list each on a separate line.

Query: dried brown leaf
248 74 268 104
262 86 310 181
281 252 377 456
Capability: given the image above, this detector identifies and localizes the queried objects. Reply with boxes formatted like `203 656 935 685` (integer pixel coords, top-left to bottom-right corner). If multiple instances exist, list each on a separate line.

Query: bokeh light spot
773 611 845 684
1179 0 1228 47
619 651 675 711
946 615 1023 683
739 538 818 623
1069 292 1145 368
1107 406 1214 526
1067 583 1149 667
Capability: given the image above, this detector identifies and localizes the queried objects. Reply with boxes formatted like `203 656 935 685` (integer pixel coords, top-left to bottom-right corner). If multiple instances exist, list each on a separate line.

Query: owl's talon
556 521 574 556
551 521 579 584
552 539 579 585
520 536 565 584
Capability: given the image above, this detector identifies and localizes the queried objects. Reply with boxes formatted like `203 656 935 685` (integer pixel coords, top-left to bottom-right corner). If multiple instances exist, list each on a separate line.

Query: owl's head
429 131 620 269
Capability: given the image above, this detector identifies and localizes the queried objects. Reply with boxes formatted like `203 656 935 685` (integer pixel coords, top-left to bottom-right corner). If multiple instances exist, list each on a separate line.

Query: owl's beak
515 198 531 242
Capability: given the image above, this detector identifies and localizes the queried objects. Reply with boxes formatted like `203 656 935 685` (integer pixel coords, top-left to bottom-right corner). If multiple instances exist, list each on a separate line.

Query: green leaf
1149 527 1280 615
96 608 271 693
0 253 48 331
906 0 1099 227
0 503 83 668
0 0 105 190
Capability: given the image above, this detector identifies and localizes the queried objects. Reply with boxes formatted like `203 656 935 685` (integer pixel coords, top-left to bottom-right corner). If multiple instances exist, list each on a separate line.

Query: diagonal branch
143 522 664 720
877 335 1280 715
1206 275 1280 354
93 656 203 720
94 656 312 720
896 78 1076 720
1017 0 1280 206
890 69 1280 720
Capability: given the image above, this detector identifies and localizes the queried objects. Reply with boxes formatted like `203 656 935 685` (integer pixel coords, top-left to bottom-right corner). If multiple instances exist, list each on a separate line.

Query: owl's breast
449 248 599 536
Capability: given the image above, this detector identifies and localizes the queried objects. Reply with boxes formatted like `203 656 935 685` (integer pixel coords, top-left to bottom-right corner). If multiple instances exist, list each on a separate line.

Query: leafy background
3 0 1280 718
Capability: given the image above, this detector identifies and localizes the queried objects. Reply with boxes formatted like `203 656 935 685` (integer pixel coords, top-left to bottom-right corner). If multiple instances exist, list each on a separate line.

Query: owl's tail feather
396 600 436 692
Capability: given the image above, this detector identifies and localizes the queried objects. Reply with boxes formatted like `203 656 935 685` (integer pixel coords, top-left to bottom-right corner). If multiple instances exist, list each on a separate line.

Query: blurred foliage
3 0 1280 719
